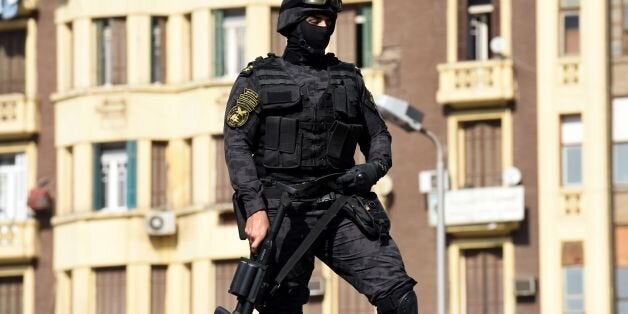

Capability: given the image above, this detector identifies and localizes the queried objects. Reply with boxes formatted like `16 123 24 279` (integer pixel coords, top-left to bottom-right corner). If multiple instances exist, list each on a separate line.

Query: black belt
262 172 344 200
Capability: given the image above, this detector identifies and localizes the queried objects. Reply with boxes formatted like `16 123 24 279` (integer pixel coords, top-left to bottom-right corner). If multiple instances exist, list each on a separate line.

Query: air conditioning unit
145 210 176 236
308 277 326 297
515 276 536 297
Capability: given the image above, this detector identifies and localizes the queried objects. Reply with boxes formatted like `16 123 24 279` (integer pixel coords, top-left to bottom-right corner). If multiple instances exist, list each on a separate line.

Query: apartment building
381 0 539 313
0 0 57 313
51 0 383 313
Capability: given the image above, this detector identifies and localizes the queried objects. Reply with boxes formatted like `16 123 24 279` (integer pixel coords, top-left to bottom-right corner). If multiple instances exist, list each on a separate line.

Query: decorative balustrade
0 94 38 137
437 59 515 106
0 219 38 262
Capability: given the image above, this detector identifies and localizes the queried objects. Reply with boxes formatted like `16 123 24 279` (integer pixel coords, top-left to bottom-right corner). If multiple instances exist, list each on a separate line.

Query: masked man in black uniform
223 0 418 313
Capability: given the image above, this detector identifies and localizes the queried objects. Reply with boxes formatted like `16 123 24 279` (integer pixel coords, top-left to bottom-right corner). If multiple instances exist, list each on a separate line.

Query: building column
192 260 210 314
73 143 93 213
127 15 151 85
166 263 191 314
167 139 192 209
127 264 150 314
192 10 211 81
72 268 92 314
167 14 191 83
55 271 72 314
246 4 271 61
73 18 92 88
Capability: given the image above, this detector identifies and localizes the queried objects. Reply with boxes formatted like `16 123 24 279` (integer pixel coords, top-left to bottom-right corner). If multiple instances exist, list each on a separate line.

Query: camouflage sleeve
356 77 393 176
224 75 265 217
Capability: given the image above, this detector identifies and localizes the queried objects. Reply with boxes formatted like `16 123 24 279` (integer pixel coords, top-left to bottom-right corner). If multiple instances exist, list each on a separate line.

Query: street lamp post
375 95 446 314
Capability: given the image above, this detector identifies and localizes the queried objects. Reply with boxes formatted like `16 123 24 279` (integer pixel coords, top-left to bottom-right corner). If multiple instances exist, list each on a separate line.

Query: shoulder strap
270 195 351 294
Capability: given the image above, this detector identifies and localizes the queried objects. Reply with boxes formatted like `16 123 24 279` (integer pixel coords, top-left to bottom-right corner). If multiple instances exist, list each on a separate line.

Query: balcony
0 219 38 263
436 59 515 106
0 94 38 138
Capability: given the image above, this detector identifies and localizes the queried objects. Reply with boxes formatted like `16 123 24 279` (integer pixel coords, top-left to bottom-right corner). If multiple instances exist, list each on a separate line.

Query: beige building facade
51 0 384 313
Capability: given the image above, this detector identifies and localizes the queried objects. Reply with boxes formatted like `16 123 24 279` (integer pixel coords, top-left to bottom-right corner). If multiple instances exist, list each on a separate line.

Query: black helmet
277 0 343 36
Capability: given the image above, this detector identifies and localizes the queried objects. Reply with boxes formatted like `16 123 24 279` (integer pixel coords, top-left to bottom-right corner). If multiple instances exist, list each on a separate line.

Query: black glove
336 163 381 193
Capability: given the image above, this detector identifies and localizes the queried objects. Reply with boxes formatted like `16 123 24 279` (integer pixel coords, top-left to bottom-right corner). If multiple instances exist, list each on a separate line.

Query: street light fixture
375 94 447 314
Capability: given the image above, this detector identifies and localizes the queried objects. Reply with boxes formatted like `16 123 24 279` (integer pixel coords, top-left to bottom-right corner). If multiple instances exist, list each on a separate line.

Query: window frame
559 0 581 56
563 266 585 314
560 115 583 187
0 152 28 220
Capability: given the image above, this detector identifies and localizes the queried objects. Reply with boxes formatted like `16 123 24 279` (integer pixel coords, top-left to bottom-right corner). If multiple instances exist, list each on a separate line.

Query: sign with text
444 186 525 225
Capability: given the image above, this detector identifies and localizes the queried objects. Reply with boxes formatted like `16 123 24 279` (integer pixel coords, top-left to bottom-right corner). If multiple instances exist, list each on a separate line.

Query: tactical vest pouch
344 192 391 240
333 84 359 119
327 121 362 169
263 116 301 168
261 85 301 111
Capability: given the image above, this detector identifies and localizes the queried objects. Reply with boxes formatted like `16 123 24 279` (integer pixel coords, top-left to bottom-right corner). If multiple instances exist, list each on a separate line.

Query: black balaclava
277 0 341 65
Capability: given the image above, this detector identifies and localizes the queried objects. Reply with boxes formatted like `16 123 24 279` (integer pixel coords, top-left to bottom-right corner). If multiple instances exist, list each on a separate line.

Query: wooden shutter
360 6 373 68
215 260 239 311
562 242 584 266
458 0 469 60
126 141 137 209
214 136 232 203
464 248 503 314
214 10 225 77
111 18 127 85
95 267 126 314
151 142 168 208
462 120 502 188
0 276 23 314
334 6 357 64
151 266 167 314
0 29 26 94
96 20 105 85
270 8 287 55
93 144 103 210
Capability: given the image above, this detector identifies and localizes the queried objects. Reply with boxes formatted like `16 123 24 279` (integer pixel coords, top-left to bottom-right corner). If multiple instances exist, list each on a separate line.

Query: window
617 267 628 314
214 10 246 77
214 136 232 204
334 4 374 68
614 98 628 185
151 266 167 314
562 241 584 314
95 18 127 85
560 0 580 56
93 142 136 211
150 17 167 83
151 142 168 208
0 28 26 94
461 119 502 188
0 276 23 314
0 153 27 220
95 267 126 314
561 115 583 186
623 0 628 55
458 0 500 61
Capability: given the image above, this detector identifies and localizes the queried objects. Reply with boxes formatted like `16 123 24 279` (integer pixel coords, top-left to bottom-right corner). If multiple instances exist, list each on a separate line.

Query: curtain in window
0 29 26 94
0 276 23 314
151 266 167 314
462 120 502 188
464 248 503 314
95 267 126 314
214 10 225 77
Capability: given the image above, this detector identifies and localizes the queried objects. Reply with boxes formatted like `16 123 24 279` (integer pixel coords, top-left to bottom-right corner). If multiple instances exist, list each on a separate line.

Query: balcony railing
437 59 515 106
0 219 38 262
0 94 38 138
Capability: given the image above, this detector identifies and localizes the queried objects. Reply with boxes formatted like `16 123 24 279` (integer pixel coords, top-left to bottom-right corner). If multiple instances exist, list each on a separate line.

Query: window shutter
126 141 137 209
361 6 373 68
490 0 501 58
96 20 105 85
93 144 103 210
270 8 286 55
335 7 357 63
112 18 127 85
214 10 225 77
458 0 469 60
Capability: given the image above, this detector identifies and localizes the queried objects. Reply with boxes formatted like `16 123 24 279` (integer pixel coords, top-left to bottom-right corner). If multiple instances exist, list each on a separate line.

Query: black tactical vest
251 55 363 174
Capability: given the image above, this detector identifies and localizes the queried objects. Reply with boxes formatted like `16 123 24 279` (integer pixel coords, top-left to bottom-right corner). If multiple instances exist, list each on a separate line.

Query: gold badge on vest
226 88 259 128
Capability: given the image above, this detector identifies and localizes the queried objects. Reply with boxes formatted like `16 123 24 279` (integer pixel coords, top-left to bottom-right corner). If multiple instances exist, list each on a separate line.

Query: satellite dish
502 167 522 186
490 36 506 56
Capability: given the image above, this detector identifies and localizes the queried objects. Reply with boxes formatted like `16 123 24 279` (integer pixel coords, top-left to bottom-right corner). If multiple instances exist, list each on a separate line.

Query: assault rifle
214 193 290 314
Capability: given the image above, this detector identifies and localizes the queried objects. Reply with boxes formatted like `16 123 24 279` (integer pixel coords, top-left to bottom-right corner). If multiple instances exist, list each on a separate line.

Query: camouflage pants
256 201 417 314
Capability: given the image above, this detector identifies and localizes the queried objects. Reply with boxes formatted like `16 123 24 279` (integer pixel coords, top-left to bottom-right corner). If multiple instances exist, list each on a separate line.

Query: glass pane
615 143 628 184
565 267 583 294
565 297 584 311
561 0 580 9
618 300 628 314
617 268 628 298
563 15 580 55
563 146 582 185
